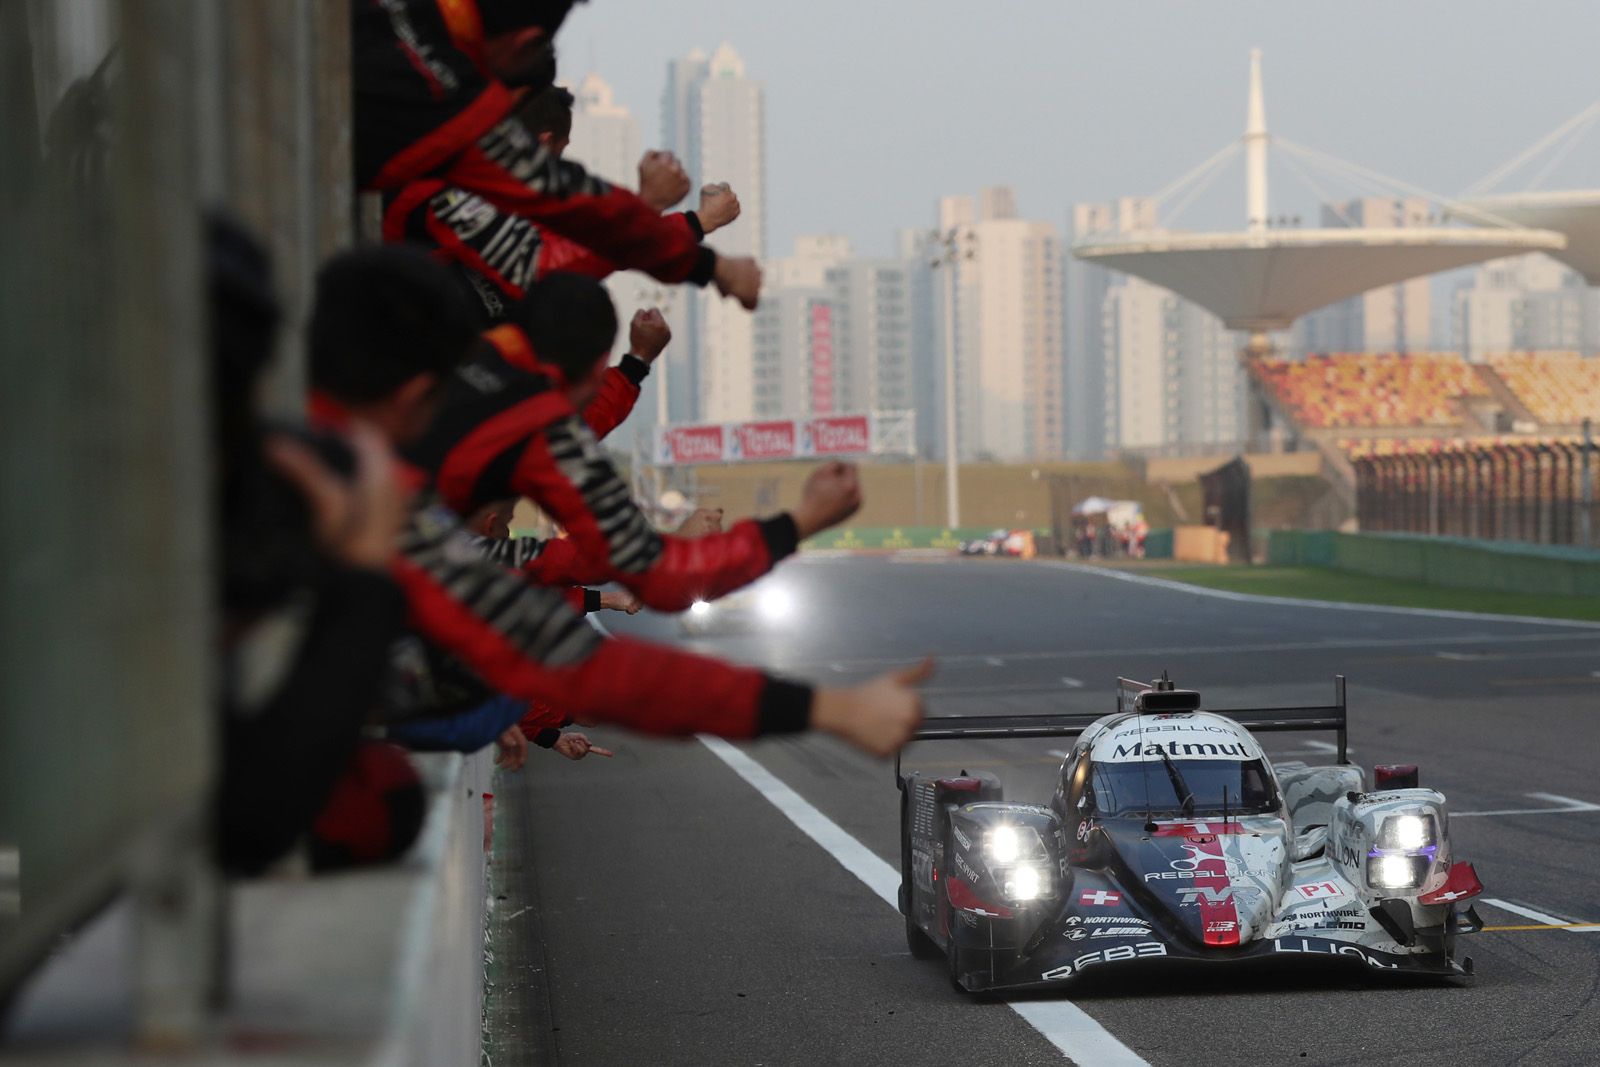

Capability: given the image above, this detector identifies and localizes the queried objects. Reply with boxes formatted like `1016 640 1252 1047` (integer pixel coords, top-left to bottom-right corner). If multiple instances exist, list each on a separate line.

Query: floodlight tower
1245 48 1268 235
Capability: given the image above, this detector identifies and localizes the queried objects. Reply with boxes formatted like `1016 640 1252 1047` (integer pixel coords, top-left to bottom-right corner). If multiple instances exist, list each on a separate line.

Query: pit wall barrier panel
1266 530 1600 597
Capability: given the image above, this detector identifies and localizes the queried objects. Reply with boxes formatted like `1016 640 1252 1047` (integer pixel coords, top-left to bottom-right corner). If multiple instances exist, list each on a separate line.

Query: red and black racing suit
353 0 716 286
311 393 813 740
384 180 707 322
404 323 798 611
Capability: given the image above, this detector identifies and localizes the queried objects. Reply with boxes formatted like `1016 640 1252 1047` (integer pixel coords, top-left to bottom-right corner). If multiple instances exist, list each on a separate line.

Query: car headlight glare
1379 813 1435 851
1004 864 1042 902
987 826 1020 864
689 600 711 617
757 586 793 622
1367 852 1428 891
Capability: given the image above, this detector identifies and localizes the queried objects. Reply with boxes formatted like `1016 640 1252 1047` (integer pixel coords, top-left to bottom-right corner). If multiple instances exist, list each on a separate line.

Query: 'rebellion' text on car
895 675 1484 993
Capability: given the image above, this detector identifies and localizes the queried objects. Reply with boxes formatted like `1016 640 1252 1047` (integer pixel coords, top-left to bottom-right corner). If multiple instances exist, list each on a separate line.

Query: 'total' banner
656 414 877 465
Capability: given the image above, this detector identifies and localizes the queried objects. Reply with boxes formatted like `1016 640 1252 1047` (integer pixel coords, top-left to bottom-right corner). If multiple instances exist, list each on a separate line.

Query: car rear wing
896 675 1348 781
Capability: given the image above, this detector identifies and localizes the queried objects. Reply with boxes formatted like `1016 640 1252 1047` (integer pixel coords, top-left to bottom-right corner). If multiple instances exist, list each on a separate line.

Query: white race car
896 675 1484 993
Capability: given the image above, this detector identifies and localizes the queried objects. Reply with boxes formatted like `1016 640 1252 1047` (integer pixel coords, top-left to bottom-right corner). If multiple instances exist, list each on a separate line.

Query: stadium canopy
1071 50 1569 335
1454 101 1600 284
1075 227 1565 332
1453 191 1600 285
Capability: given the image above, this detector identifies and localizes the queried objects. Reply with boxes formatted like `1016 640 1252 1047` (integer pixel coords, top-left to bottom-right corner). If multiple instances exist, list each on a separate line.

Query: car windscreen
1090 758 1277 817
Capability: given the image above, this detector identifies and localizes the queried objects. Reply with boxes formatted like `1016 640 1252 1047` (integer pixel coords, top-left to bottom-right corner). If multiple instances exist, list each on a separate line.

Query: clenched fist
628 308 671 363
792 461 862 540
713 255 762 311
638 150 690 211
698 183 741 234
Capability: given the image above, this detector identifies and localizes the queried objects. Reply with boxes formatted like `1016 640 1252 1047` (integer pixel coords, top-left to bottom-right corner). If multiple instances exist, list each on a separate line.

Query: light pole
929 227 975 529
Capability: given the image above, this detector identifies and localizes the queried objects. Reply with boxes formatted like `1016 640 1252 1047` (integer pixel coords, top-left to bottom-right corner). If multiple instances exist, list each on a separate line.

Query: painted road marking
985 656 1004 667
699 737 1148 1067
1061 677 1084 688
1488 675 1600 686
1481 898 1600 932
1046 561 1600 630
1453 793 1600 818
781 629 1600 673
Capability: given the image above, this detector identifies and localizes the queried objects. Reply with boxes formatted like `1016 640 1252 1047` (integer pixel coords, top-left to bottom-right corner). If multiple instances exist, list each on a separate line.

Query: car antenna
1140 675 1160 834
1222 783 1230 830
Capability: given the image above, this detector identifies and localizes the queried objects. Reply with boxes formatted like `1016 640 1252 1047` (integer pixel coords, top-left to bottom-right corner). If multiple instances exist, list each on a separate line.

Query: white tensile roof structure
1074 226 1564 333
1454 190 1600 285
1071 50 1570 335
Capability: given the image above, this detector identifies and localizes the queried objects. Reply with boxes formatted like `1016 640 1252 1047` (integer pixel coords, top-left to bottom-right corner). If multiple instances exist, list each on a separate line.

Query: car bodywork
896 676 1484 994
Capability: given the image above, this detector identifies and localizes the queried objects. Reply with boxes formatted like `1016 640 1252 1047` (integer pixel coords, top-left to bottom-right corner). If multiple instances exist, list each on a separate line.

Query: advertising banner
656 413 880 465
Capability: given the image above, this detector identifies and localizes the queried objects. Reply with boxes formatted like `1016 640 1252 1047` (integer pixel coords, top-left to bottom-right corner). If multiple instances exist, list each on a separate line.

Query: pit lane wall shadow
1270 530 1600 598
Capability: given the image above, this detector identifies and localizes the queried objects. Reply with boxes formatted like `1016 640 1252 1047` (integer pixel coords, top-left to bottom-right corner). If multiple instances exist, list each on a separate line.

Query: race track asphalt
493 555 1600 1066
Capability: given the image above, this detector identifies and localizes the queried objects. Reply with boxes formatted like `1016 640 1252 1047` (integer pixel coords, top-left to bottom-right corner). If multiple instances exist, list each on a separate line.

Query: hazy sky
559 0 1599 258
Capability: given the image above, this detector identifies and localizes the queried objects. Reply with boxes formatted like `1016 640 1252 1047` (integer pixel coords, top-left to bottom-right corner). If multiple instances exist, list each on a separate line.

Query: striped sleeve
393 500 810 739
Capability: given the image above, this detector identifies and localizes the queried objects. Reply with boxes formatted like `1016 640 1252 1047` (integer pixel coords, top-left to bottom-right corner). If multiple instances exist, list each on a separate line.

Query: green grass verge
1144 565 1600 623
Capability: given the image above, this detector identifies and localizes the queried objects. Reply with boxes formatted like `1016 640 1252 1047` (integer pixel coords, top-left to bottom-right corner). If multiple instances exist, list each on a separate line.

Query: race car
895 675 1484 994
680 573 798 635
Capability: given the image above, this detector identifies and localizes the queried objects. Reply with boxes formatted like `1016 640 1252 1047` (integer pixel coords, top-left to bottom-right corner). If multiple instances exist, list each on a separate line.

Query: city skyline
560 32 1599 461
559 2 1600 260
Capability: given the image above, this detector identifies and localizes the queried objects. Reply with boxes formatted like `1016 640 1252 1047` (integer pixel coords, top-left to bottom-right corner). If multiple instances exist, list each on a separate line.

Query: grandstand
1488 351 1600 427
1246 349 1600 543
1250 349 1600 447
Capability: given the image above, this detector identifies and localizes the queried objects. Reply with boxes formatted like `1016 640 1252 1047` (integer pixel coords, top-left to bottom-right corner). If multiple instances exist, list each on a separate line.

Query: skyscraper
931 188 1064 460
1083 196 1245 454
567 72 640 188
1301 197 1433 353
1453 253 1600 359
660 43 765 424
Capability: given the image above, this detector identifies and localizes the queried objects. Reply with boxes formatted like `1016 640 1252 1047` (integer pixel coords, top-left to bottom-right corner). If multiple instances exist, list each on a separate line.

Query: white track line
1041 561 1600 629
780 628 1600 674
1453 793 1600 818
699 736 1149 1067
1481 898 1600 932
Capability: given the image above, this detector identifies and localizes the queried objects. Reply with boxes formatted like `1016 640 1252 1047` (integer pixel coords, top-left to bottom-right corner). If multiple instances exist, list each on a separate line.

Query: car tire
906 914 941 960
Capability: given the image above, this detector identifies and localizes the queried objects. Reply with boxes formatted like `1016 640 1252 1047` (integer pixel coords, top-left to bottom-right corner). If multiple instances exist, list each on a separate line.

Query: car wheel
906 913 941 960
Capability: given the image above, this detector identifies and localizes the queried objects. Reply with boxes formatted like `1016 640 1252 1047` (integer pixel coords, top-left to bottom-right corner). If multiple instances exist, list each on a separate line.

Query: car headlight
689 600 711 617
1377 813 1435 851
756 586 793 622
1003 864 1042 902
987 826 1020 864
1367 852 1429 891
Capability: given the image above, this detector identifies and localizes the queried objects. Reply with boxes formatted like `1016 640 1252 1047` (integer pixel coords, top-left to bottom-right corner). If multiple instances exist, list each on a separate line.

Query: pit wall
1267 530 1600 598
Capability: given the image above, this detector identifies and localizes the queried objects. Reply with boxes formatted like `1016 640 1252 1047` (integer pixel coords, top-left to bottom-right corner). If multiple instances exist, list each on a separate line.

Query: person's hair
518 85 574 141
477 0 580 36
509 272 618 383
309 245 479 403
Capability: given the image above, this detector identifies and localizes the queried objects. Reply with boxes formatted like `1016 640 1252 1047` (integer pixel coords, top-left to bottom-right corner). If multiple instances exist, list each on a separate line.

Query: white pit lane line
699 736 1150 1067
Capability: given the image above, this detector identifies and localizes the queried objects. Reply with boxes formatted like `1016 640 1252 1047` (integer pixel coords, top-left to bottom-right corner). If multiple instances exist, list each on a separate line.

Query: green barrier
801 526 999 550
1333 532 1600 598
1268 530 1600 598
1144 528 1174 560
1267 529 1335 567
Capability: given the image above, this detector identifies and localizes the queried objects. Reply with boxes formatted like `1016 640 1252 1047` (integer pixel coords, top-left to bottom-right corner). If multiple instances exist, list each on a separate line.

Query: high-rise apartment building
1301 197 1433 353
1077 196 1245 454
659 43 765 423
752 236 847 418
930 188 1064 460
566 72 640 187
1453 253 1600 359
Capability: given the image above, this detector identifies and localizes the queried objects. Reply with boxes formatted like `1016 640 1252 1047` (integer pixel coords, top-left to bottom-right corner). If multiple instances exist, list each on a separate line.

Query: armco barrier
1267 530 1600 598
